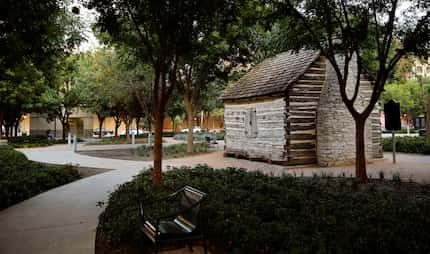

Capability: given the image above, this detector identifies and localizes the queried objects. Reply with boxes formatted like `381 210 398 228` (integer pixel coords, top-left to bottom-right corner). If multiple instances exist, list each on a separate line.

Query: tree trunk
206 111 210 132
172 118 176 135
97 115 105 139
0 111 3 140
136 117 140 135
153 111 164 186
61 118 68 142
114 117 121 138
13 124 18 137
62 124 66 141
426 96 430 139
125 119 131 142
185 100 194 154
355 119 367 181
184 93 195 154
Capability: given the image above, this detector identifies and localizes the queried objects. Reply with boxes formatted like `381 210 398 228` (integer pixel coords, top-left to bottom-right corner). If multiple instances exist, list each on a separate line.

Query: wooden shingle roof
222 50 320 100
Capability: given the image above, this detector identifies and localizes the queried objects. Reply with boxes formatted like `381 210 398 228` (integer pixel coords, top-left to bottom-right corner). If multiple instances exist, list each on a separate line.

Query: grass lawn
97 166 430 254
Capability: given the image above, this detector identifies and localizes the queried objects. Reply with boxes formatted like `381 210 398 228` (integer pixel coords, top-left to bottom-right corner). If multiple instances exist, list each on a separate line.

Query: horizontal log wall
285 57 326 165
224 98 287 162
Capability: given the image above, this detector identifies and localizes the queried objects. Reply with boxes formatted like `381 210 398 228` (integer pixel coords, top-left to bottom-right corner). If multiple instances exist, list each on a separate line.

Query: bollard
131 133 136 145
68 133 72 146
148 132 151 147
73 134 77 152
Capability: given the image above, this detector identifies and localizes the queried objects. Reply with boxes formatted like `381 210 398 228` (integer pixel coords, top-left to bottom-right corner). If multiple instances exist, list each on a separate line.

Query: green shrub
174 131 225 141
7 135 54 148
162 131 175 137
382 136 430 154
135 143 209 158
6 135 81 148
98 166 430 253
0 147 80 209
382 128 417 134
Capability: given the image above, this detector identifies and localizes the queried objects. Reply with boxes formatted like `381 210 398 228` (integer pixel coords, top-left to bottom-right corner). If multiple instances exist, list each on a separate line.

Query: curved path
1 144 429 254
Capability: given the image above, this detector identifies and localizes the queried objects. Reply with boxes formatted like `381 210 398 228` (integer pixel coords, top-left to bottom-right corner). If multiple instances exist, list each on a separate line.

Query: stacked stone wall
317 56 382 166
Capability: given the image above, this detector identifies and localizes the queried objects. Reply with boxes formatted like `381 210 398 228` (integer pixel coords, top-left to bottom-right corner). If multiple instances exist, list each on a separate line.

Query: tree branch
125 0 154 64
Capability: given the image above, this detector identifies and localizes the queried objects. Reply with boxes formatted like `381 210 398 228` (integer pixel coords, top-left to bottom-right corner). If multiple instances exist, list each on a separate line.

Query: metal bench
139 186 207 253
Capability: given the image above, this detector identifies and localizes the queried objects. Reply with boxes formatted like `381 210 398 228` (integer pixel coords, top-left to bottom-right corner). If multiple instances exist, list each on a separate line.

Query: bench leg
203 239 208 254
153 242 159 254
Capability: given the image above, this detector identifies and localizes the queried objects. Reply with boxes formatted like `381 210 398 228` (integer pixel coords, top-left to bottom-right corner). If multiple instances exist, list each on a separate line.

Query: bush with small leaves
97 166 430 253
382 136 430 154
0 146 80 209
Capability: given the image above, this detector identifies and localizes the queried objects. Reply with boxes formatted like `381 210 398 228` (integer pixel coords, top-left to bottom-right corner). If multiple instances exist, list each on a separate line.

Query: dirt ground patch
42 162 113 178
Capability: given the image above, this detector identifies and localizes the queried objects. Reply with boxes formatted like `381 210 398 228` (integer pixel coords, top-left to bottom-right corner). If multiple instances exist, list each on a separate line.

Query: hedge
0 145 81 209
382 128 417 134
135 143 209 158
174 131 225 141
6 134 80 148
97 166 430 253
382 136 430 154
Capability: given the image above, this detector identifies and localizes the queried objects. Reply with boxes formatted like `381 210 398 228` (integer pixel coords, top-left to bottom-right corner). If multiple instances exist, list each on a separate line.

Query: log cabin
222 50 383 166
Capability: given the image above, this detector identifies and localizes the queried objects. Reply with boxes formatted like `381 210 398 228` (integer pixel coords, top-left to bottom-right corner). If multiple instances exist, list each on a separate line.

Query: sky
73 1 100 52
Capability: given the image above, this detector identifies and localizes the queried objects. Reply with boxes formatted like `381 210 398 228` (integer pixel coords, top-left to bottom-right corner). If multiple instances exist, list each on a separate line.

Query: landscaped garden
79 143 210 161
0 145 81 210
85 136 152 146
7 135 64 148
135 143 209 159
382 136 430 154
174 131 225 142
96 165 430 254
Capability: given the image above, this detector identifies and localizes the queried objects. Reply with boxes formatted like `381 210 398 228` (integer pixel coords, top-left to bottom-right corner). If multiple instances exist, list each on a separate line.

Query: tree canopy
86 0 263 185
273 0 429 180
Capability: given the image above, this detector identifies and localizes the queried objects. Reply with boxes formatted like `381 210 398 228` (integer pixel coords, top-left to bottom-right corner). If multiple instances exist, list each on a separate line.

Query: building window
245 108 258 138
416 66 423 74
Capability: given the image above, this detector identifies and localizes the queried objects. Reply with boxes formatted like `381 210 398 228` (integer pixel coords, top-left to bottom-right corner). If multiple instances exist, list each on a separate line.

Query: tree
87 0 248 185
427 96 430 139
177 30 231 153
0 0 84 139
42 55 82 141
197 80 227 132
76 49 118 138
0 62 46 137
381 81 430 121
276 0 429 181
166 95 185 134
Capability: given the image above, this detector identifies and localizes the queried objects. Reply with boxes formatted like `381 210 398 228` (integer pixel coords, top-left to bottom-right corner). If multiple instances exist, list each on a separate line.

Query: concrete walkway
0 144 429 254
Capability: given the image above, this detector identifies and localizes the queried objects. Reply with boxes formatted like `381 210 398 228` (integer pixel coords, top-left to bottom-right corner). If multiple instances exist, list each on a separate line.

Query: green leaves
98 166 430 253
0 146 80 210
381 81 430 118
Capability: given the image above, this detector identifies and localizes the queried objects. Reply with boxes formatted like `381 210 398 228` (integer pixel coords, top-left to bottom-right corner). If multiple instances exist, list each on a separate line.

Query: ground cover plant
174 131 225 142
381 128 417 134
97 166 430 254
86 137 151 146
6 135 83 148
134 143 209 159
7 135 57 148
0 145 81 209
382 136 430 154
